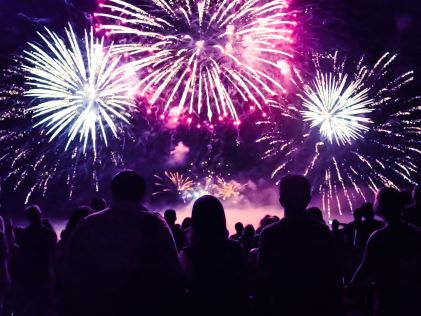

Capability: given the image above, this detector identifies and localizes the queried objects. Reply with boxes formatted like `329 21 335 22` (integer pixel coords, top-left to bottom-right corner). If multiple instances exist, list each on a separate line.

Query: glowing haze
96 0 295 126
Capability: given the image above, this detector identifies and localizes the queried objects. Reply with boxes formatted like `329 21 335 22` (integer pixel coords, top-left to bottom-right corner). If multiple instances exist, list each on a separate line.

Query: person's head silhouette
234 222 244 235
374 187 403 224
243 224 255 238
306 207 324 223
360 203 374 220
331 219 340 231
164 209 177 226
192 195 227 244
353 208 363 222
279 175 311 217
64 206 94 238
25 205 42 225
181 217 192 230
111 170 146 204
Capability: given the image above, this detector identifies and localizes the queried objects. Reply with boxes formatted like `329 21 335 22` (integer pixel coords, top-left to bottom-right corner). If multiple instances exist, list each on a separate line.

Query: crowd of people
0 170 420 316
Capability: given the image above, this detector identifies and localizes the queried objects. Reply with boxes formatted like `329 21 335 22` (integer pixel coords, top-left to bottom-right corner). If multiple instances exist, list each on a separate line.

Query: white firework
23 25 136 152
300 71 373 145
258 52 421 217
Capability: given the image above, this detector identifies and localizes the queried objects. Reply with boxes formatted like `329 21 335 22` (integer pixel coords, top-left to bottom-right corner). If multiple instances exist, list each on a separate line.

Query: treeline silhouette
0 171 420 316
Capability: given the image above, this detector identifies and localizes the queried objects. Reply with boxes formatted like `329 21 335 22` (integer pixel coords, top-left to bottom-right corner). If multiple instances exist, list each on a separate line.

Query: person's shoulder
68 208 113 236
262 218 286 234
366 226 387 245
226 238 243 250
78 208 111 225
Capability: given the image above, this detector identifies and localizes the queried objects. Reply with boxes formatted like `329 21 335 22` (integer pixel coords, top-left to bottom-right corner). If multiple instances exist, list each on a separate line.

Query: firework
96 0 295 125
154 171 195 193
212 176 243 200
0 53 150 202
24 25 136 152
300 71 372 145
154 170 244 203
258 52 421 217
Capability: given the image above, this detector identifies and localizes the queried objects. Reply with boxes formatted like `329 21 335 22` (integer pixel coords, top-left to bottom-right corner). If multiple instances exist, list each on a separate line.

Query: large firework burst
0 23 148 203
96 0 295 125
24 25 137 152
258 52 421 217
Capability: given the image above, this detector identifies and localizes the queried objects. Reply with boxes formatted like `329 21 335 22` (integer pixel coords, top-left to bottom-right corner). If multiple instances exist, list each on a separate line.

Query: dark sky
1 0 421 83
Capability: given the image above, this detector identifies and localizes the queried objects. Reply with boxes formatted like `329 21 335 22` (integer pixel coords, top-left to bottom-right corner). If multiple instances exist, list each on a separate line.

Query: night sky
1 0 421 219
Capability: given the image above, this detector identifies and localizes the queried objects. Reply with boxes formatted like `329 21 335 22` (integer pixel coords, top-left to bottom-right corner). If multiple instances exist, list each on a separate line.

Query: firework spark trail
0 47 140 202
154 170 244 203
258 52 421 217
154 171 195 194
212 176 243 200
24 25 136 152
96 0 295 124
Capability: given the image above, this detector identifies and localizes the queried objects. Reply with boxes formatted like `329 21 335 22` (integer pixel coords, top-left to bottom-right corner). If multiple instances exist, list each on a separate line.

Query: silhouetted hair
307 207 324 223
259 215 271 228
331 219 340 231
360 203 374 220
181 217 192 230
234 222 244 233
91 198 107 212
64 206 94 238
353 207 363 220
164 209 177 225
192 195 227 244
111 170 146 203
374 187 403 223
243 224 255 237
263 216 279 227
279 175 311 212
25 205 42 224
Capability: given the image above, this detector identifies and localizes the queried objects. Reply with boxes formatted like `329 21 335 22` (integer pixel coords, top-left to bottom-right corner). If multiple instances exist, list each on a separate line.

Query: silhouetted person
406 185 421 228
349 187 421 316
181 217 192 230
58 206 94 260
306 206 326 225
90 197 107 212
344 207 365 281
62 170 184 316
254 215 279 248
257 175 342 316
360 202 383 249
15 205 57 316
230 222 244 240
345 207 364 249
0 215 10 315
240 224 255 253
181 217 192 246
331 219 346 284
179 195 248 316
164 209 186 252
